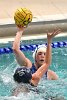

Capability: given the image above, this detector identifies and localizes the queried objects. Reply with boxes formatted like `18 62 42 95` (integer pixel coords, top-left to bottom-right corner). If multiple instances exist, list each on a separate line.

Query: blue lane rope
0 41 67 54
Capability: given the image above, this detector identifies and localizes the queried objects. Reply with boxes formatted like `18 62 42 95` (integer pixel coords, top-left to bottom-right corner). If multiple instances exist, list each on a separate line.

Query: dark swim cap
13 67 32 83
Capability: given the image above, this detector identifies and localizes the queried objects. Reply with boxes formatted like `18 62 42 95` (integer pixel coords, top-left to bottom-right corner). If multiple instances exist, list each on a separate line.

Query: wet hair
13 67 32 83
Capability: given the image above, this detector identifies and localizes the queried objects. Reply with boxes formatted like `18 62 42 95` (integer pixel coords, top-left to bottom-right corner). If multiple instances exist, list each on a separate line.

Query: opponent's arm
12 27 32 67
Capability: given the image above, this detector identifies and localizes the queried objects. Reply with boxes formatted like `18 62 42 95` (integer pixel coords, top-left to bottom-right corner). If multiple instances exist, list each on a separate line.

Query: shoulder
47 69 59 80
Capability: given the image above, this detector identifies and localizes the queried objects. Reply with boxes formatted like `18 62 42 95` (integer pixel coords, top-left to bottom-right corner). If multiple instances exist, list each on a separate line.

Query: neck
34 63 41 69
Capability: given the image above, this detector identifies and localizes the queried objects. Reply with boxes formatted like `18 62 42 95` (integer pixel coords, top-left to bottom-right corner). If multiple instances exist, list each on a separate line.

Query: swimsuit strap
30 63 37 74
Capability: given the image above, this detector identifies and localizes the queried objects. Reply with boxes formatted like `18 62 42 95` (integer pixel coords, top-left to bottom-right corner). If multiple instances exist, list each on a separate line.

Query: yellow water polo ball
14 8 33 27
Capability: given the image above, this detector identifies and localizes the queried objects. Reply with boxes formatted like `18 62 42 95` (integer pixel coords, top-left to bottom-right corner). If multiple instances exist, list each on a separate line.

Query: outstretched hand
47 29 61 40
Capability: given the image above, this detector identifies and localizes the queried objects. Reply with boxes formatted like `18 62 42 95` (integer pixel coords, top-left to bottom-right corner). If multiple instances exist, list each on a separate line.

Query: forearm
45 38 52 65
13 31 23 51
45 29 61 65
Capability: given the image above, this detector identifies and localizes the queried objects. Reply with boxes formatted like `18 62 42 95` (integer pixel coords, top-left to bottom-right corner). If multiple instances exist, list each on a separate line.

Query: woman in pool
12 26 61 96
13 26 61 83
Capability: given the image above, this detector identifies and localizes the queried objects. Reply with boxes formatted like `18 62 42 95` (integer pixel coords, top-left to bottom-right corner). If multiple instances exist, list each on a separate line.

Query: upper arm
14 49 32 68
48 70 59 80
31 63 49 86
33 63 49 79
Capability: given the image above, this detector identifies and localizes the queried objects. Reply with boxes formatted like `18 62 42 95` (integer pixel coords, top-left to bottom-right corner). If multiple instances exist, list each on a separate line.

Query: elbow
44 63 50 70
46 63 50 68
46 61 51 67
12 46 19 53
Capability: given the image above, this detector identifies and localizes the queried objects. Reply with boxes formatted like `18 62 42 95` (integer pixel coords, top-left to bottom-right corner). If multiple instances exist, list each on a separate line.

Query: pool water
0 36 67 100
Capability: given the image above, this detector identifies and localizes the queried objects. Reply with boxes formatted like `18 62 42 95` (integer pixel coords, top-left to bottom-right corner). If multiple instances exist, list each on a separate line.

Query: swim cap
33 45 46 59
13 67 32 83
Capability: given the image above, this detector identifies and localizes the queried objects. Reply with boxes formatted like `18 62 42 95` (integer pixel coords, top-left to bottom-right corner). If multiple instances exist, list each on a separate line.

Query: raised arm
12 27 32 67
45 29 61 65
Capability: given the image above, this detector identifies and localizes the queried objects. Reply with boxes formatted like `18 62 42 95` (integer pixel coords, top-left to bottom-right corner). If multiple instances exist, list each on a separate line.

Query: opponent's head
13 67 32 83
33 45 46 66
